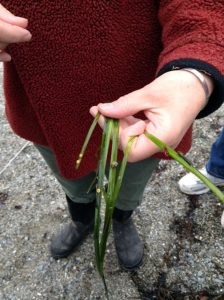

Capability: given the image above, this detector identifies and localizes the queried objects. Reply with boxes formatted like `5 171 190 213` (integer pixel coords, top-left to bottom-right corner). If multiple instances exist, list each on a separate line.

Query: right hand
90 70 212 162
0 4 32 62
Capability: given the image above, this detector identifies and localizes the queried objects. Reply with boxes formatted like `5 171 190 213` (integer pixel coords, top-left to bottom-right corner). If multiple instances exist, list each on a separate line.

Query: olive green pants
34 144 160 211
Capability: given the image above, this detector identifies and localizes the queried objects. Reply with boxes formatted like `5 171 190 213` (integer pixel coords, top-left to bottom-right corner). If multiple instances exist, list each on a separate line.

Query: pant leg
114 157 160 211
34 144 96 203
206 128 224 179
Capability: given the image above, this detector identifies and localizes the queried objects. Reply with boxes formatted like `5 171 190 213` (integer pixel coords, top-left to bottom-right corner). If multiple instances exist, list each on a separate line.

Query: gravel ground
0 63 224 300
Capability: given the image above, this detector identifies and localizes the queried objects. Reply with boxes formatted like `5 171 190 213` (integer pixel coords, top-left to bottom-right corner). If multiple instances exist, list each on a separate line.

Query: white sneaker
178 166 224 195
221 211 224 228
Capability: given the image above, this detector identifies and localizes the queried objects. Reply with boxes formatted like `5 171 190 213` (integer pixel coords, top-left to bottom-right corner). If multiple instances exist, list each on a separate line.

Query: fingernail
98 102 114 110
24 32 32 41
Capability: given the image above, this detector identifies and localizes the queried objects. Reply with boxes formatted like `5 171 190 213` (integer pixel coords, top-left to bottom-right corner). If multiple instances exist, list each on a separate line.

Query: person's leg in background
35 144 160 269
111 157 160 269
206 129 224 227
34 144 97 258
206 128 224 179
178 128 224 195
178 128 224 227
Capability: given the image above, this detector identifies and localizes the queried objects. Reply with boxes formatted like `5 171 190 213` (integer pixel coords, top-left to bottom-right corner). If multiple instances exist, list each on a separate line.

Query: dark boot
113 207 143 270
50 196 95 259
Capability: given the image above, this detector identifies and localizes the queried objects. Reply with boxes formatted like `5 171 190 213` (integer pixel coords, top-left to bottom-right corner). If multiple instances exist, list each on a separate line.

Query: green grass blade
99 137 136 270
99 136 137 271
98 118 113 192
107 119 119 197
99 133 136 300
94 118 113 279
144 131 224 204
111 136 137 206
99 120 119 266
76 112 100 169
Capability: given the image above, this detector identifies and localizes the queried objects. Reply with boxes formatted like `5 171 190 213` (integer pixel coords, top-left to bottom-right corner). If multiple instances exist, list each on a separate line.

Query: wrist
172 68 214 111
199 71 214 97
181 68 214 103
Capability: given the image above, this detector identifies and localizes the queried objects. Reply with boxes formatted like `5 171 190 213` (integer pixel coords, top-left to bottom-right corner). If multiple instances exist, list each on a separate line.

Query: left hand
90 70 213 162
0 4 32 62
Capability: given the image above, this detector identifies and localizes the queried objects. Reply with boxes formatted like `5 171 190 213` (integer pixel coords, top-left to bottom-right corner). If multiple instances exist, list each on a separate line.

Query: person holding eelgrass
1 1 224 270
178 128 224 226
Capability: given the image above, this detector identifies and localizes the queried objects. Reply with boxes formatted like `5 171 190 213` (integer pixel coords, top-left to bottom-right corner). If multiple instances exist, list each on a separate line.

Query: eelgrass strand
111 136 137 207
95 118 113 261
99 136 137 270
75 112 100 169
94 118 113 296
98 134 136 300
107 119 119 198
77 114 224 299
144 132 224 204
76 115 135 298
99 120 119 275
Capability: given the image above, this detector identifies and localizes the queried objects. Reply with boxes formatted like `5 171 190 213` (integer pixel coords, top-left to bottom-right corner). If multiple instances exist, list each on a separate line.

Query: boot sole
118 253 143 271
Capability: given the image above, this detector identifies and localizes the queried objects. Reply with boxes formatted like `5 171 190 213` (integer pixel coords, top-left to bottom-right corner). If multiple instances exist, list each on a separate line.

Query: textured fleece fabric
2 1 224 179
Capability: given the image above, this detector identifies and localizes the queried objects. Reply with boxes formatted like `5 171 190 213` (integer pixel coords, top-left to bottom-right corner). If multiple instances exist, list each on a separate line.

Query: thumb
98 88 147 118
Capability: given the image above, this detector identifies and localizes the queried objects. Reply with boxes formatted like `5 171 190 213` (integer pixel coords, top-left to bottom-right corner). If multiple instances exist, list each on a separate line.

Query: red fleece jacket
2 1 224 179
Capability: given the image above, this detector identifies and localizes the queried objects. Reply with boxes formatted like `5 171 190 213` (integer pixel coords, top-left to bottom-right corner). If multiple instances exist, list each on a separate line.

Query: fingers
97 88 149 118
126 134 159 162
90 105 146 132
120 119 160 162
0 4 31 55
121 115 144 126
89 105 98 117
0 51 11 62
0 4 28 28
0 19 31 44
90 104 181 162
89 106 105 128
0 42 8 50
119 119 146 151
90 108 161 161
90 105 148 154
0 19 31 62
125 119 187 162
120 119 146 143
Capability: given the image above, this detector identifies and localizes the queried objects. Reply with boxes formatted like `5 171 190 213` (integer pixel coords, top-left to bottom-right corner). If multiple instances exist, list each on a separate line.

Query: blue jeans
206 128 224 179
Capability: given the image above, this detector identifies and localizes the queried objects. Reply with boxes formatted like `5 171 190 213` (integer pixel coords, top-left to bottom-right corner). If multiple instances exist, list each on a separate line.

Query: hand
0 4 32 62
90 70 214 162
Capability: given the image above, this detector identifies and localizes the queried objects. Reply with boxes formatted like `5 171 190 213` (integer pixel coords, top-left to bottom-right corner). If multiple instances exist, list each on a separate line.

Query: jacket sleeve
157 0 224 118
